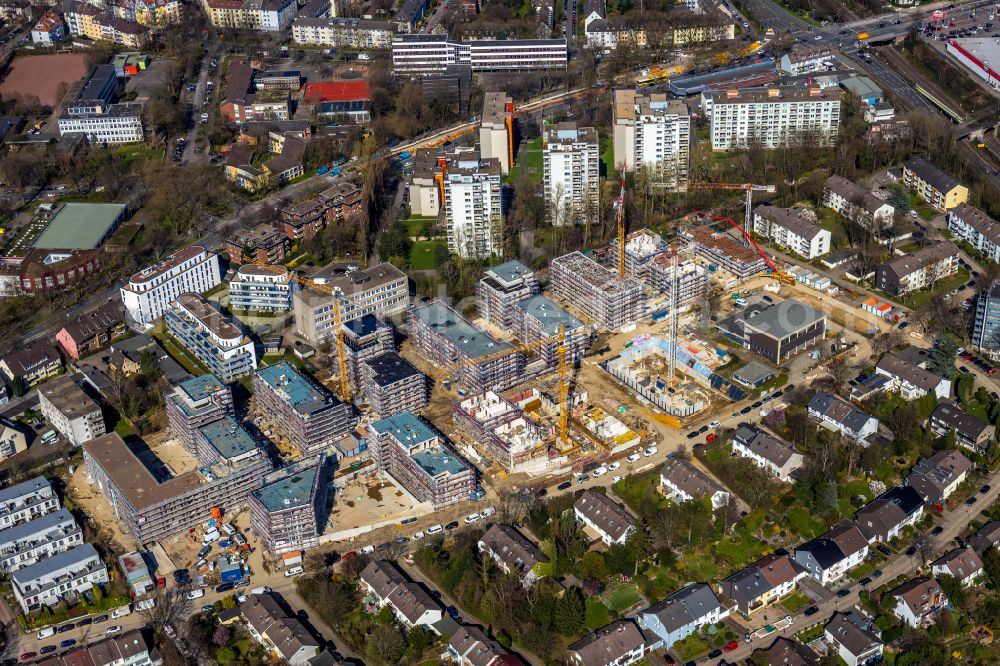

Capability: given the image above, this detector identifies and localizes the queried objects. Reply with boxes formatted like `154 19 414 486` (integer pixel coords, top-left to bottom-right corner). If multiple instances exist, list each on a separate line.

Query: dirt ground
0 53 89 107
67 464 136 554
329 476 420 530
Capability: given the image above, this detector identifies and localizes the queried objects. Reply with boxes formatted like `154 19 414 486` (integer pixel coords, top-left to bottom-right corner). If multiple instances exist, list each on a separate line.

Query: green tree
10 376 25 398
553 586 585 636
404 625 431 657
580 551 607 581
366 625 406 665
139 349 160 378
816 480 840 517
215 647 235 664
377 222 412 263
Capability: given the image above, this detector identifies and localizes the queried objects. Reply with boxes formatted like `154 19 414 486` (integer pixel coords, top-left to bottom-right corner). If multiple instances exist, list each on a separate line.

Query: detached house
931 548 983 587
658 458 730 509
719 549 807 616
573 490 636 546
930 401 994 455
807 392 878 442
793 520 869 585
567 619 655 666
240 594 321 666
970 520 1000 553
731 423 804 482
637 583 728 647
891 577 949 628
824 612 883 666
446 625 525 666
478 524 549 587
907 450 973 504
874 353 950 400
854 486 924 543
359 560 443 630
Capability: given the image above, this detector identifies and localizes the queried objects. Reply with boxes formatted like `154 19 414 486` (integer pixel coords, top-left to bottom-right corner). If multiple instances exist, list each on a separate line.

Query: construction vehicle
244 260 351 402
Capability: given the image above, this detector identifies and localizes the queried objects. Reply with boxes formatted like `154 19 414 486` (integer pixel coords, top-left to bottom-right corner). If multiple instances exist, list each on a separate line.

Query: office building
249 455 328 555
947 203 1000 262
543 123 599 226
165 293 257 382
707 88 840 151
360 352 428 417
441 148 503 260
367 411 476 507
37 374 105 447
229 264 294 312
0 509 82 574
165 374 234 453
0 477 60 530
82 432 271 544
392 33 568 73
408 300 524 393
549 251 645 331
121 245 222 326
475 260 540 330
480 92 514 174
291 17 394 48
903 157 968 210
57 103 144 144
875 241 959 296
751 205 831 259
252 362 357 456
11 543 108 613
612 89 690 187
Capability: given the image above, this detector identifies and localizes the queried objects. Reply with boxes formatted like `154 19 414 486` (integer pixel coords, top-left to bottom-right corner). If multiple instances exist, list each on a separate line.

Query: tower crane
685 182 777 237
243 260 351 402
614 172 627 278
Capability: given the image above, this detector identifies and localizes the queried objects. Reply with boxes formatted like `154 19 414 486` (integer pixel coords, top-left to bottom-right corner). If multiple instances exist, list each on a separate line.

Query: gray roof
574 490 635 542
732 424 799 470
660 458 727 500
879 241 959 281
794 520 868 569
906 157 962 194
516 295 584 336
641 583 722 633
252 457 323 513
825 612 882 658
479 524 548 575
969 520 1000 553
876 353 946 392
907 450 973 502
11 543 99 586
740 299 825 340
197 417 258 460
854 486 923 541
409 300 511 359
568 620 650 666
753 205 824 241
487 259 533 285
808 392 874 433
0 476 51 505
732 361 774 385
0 508 76 548
949 203 1000 247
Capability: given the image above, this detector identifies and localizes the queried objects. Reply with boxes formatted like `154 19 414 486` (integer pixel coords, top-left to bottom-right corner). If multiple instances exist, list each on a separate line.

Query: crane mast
558 324 568 446
614 172 627 278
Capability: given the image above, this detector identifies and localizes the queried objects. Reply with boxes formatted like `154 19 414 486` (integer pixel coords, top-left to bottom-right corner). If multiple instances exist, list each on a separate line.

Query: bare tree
138 586 192 639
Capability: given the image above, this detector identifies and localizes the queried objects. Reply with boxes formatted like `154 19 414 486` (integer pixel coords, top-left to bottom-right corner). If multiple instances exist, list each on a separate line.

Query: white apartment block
228 264 294 312
480 92 513 174
165 293 257 383
947 203 1000 263
612 89 690 188
779 46 833 75
442 148 503 260
392 33 567 73
58 104 144 144
752 205 831 259
708 88 840 151
0 509 82 573
823 175 895 229
121 245 222 326
543 123 599 227
291 17 394 48
0 477 60 530
11 543 109 613
203 0 296 31
38 375 106 447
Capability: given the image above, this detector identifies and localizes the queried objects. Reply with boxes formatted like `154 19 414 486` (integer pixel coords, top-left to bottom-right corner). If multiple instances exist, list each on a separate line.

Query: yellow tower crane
243 260 351 402
614 172 627 278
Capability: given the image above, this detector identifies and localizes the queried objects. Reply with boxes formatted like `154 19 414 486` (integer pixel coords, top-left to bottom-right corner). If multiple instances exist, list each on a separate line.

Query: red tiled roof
303 81 371 104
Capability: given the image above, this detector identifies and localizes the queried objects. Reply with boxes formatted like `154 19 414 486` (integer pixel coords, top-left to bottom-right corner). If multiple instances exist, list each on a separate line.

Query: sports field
0 53 89 107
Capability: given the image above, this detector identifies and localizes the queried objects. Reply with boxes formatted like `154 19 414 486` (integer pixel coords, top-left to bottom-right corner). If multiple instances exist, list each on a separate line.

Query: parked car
106 626 122 635
966 496 978 506
877 544 892 555
59 640 76 649
931 526 944 536
216 582 235 593
284 566 304 577
708 649 722 659
557 481 572 491
804 606 819 616
58 624 74 633
836 589 851 597
872 569 883 578
186 589 205 600
859 577 872 586
982 485 992 494
445 521 459 530
626 453 641 463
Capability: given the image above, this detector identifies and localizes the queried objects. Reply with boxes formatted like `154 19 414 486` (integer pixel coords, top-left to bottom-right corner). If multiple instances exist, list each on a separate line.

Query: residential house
930 401 995 454
793 520 869 585
573 490 636 546
823 175 895 229
807 392 878 442
718 549 807 616
891 577 949 628
567 619 654 666
55 301 125 360
637 583 728 647
903 157 969 210
931 548 983 587
359 560 444 631
658 458 730 509
824 611 883 666
0 345 62 389
874 241 960 297
907 450 973 504
854 485 925 543
874 353 951 400
445 625 524 666
731 423 804 482
240 594 320 665
765 637 819 665
969 520 1000 553
751 205 831 259
478 524 549 587
10 543 109 613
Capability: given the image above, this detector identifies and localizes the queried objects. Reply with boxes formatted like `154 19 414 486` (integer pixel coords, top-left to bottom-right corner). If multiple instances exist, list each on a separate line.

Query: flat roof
175 374 227 402
255 362 335 411
197 417 258 460
363 351 422 387
370 411 437 449
32 203 126 250
410 301 511 359
516 294 584 335
741 299 824 339
411 446 470 477
252 458 321 512
487 259 532 284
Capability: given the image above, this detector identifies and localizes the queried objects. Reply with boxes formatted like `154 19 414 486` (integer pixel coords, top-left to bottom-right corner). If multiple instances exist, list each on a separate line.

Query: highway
838 48 938 113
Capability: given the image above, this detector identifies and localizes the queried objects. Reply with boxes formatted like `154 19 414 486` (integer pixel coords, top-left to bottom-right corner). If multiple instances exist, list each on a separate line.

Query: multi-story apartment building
391 33 568 73
11 543 108 613
31 10 66 44
252 362 356 456
408 149 441 217
165 293 257 382
0 345 61 389
367 411 476 506
38 374 105 447
203 0 296 31
612 90 690 188
292 263 408 344
480 92 514 174
543 123 599 226
475 260 540 330
82 432 271 544
644 256 708 305
121 245 222 326
974 279 1000 359
360 352 428 417
707 88 841 151
947 203 1000 262
194 416 270 469
903 157 968 210
607 229 669 279
249 455 328 556
680 225 767 279
0 477 59 531
228 264 294 312
549 251 645 331
453 391 547 474
441 148 504 260
341 314 394 389
64 2 150 48
0 509 82 574
291 17 395 48
512 294 589 367
823 175 895 229
224 223 289 264
164 374 234 453
408 300 525 393
55 301 126 360
875 241 959 296
752 205 831 259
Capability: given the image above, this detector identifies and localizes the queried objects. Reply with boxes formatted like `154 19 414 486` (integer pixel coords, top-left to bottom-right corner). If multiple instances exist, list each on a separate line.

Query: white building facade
120 246 222 326
708 89 840 151
543 123 599 227
442 150 503 260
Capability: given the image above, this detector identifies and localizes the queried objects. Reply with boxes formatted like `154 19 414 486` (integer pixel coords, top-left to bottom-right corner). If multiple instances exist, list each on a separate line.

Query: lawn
917 206 937 222
714 533 770 568
784 506 828 539
604 583 641 613
781 590 811 613
600 134 615 178
672 634 710 661
409 240 448 269
672 551 721 581
899 267 970 309
505 137 543 185
585 598 610 630
405 215 438 239
158 334 210 375
849 559 879 580
260 353 304 370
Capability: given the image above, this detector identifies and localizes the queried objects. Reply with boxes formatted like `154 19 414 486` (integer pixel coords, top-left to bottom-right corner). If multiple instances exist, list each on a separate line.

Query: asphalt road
839 48 937 114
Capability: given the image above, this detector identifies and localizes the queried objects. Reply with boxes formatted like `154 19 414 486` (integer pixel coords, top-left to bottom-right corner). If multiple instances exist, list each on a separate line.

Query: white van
221 523 236 536
357 53 371 61
37 627 56 639
284 566 304 577
360 545 375 554
426 524 443 535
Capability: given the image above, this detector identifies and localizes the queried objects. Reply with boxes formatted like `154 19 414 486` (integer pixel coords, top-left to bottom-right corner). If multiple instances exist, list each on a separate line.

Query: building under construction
549 251 645 331
645 256 708 306
249 454 328 556
360 351 427 417
252 362 357 457
680 225 767 280
475 260 540 330
511 294 589 367
408 300 525 392
453 391 548 474
607 229 669 279
164 374 234 454
342 314 394 389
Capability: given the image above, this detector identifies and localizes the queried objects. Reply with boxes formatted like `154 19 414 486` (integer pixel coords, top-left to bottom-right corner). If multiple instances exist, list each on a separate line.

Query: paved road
740 0 811 33
839 48 937 113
